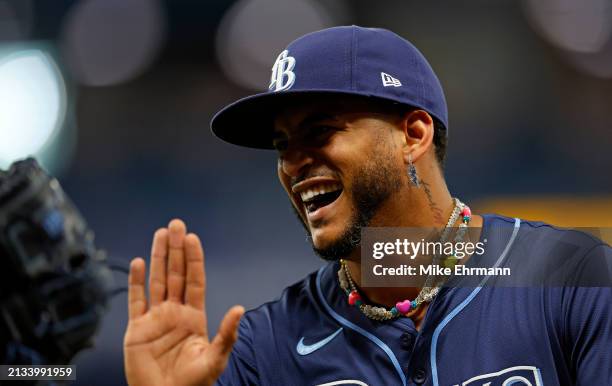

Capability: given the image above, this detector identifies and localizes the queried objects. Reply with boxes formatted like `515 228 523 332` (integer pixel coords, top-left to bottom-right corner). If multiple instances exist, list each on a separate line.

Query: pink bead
396 300 412 314
461 206 471 217
348 291 361 306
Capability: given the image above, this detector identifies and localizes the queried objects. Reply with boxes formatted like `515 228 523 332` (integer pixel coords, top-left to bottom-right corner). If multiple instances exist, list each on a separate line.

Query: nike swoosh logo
296 327 343 356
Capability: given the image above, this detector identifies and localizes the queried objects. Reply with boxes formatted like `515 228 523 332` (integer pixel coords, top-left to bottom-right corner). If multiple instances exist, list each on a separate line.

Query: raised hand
123 219 244 386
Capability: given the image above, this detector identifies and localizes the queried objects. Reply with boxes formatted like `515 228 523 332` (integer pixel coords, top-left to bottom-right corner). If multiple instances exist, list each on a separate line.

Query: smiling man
123 26 612 386
273 95 451 261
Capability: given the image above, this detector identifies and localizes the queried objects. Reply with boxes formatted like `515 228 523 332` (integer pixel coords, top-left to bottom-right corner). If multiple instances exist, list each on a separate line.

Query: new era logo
381 72 401 87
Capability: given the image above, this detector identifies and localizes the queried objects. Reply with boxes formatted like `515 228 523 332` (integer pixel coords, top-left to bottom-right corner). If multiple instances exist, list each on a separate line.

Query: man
123 26 612 386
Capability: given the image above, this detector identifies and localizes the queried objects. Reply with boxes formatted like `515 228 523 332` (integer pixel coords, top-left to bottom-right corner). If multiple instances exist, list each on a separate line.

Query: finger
185 233 206 311
167 219 187 302
128 258 147 320
209 306 245 360
149 228 168 306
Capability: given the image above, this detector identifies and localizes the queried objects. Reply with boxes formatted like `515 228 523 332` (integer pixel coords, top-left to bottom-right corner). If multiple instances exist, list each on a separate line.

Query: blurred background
0 0 611 384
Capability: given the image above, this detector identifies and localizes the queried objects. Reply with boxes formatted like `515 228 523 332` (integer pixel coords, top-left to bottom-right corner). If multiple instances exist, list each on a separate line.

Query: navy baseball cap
211 25 448 149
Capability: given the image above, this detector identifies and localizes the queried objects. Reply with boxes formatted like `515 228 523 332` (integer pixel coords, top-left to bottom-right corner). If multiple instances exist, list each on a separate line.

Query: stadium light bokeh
0 48 68 169
523 0 612 78
60 0 166 86
215 0 339 90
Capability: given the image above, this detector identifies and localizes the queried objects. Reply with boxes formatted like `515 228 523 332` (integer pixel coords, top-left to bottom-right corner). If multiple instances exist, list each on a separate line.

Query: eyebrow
297 112 338 131
272 111 339 140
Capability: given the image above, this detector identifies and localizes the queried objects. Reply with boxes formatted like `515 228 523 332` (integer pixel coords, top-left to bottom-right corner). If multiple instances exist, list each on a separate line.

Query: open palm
123 219 244 386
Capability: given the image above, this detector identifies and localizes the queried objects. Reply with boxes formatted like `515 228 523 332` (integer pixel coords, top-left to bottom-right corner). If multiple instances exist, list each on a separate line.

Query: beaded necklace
337 198 472 321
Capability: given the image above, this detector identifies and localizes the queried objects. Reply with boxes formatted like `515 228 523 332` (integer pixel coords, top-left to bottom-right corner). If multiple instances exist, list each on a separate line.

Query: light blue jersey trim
430 218 521 386
315 268 407 386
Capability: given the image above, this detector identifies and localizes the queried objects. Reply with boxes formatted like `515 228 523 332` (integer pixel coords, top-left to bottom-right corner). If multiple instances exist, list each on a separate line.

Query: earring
408 153 419 187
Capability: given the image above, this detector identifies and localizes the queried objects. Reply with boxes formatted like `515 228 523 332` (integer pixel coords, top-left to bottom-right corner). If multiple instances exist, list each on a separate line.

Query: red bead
461 206 471 218
348 291 361 306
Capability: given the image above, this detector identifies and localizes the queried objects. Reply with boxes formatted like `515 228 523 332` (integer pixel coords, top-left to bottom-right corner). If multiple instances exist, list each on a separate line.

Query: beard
292 145 404 261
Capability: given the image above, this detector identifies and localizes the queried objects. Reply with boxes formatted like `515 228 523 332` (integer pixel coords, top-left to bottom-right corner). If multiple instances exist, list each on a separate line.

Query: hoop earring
408 153 420 187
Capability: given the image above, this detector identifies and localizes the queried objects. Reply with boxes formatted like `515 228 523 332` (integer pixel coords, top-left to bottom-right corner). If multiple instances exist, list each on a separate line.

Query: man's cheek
337 189 353 217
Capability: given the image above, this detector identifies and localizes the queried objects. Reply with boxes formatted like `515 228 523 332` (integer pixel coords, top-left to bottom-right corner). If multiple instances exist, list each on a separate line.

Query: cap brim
210 89 397 149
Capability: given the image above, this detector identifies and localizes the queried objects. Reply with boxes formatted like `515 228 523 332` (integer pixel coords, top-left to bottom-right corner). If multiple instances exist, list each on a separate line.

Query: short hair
432 116 447 168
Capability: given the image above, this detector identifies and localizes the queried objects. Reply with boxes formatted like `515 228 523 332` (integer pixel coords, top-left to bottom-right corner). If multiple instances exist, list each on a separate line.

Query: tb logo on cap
269 50 296 92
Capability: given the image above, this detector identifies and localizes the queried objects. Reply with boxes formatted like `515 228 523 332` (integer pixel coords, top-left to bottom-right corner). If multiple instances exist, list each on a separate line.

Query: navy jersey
217 214 612 386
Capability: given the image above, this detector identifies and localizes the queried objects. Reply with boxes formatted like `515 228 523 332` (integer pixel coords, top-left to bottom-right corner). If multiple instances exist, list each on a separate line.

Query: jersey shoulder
484 213 611 286
240 266 325 332
485 212 605 250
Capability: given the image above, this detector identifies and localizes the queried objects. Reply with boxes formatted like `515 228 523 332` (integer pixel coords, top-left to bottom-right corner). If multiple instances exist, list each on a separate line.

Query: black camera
0 158 111 366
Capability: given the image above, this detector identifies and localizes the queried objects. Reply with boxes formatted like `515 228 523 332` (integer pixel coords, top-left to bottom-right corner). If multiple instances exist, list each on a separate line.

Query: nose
279 146 314 178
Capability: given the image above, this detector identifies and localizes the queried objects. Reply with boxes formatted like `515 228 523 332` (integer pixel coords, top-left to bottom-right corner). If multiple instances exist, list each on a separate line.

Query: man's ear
399 110 434 165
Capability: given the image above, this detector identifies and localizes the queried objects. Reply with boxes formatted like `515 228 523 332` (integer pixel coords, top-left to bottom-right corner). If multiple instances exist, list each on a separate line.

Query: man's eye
308 125 337 141
272 138 288 152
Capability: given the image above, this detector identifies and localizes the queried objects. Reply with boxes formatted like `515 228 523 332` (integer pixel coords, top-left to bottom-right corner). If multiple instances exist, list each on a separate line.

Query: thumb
208 305 245 366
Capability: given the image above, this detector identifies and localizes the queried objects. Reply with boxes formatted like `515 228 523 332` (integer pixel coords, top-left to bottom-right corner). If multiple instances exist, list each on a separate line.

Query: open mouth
300 183 343 213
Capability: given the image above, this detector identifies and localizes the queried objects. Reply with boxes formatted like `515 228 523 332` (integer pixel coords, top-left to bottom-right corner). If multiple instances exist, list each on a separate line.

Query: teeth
300 183 341 202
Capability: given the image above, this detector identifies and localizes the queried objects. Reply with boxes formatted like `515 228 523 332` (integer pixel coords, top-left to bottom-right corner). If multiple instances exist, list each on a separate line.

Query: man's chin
292 205 362 261
309 229 334 246
310 227 344 250
310 229 360 261
312 245 346 261
310 235 334 252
